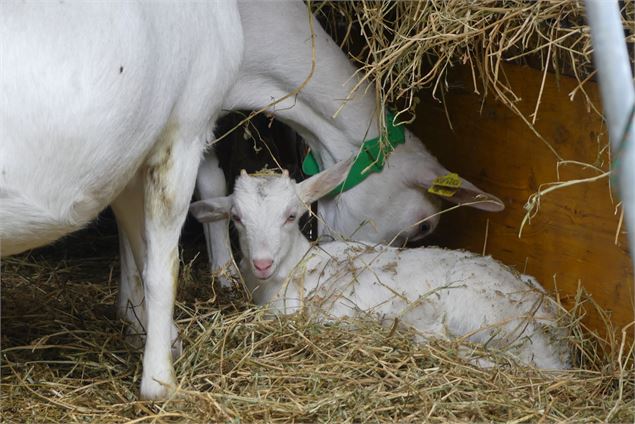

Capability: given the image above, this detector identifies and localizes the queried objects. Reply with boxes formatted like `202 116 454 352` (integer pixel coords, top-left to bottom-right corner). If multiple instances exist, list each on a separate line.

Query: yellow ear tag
428 172 462 197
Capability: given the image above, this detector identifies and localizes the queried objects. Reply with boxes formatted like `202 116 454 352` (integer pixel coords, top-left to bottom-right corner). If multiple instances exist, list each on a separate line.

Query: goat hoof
212 262 239 289
140 376 175 401
215 275 234 289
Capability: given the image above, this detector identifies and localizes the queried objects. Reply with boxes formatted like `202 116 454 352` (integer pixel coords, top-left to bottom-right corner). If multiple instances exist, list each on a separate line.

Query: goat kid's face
191 159 353 281
232 175 303 279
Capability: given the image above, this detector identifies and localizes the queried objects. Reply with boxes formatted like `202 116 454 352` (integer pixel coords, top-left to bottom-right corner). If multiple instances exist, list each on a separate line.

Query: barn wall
414 63 634 335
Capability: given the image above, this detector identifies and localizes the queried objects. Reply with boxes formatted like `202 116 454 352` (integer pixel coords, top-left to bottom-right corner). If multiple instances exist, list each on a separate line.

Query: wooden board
414 63 634 335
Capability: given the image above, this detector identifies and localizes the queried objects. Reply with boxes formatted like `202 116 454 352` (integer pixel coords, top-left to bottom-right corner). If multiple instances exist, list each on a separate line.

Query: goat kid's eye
231 214 242 224
286 214 296 224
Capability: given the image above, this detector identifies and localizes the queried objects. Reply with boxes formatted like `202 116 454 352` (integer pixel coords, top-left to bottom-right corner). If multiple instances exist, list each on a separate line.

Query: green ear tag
428 173 462 197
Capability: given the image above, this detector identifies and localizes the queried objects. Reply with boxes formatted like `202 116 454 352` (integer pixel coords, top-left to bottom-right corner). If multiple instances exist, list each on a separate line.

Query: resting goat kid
191 160 571 370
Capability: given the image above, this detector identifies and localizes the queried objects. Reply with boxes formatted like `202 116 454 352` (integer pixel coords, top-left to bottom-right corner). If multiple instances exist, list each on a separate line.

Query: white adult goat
0 3 243 400
190 161 571 370
193 0 505 281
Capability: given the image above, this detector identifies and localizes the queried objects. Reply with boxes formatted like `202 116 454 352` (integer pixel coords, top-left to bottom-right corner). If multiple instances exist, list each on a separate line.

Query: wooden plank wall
413 63 633 335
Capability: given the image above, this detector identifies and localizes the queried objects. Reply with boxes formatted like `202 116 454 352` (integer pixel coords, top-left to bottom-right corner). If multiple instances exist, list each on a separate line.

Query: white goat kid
0 3 244 400
190 161 570 370
194 0 505 283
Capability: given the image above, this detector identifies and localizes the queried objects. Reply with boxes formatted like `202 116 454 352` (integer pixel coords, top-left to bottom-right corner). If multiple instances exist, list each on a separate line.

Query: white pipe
584 0 635 266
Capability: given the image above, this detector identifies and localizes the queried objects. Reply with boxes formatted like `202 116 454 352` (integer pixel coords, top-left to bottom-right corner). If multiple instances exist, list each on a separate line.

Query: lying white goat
191 161 571 370
1 3 243 400
192 0 505 281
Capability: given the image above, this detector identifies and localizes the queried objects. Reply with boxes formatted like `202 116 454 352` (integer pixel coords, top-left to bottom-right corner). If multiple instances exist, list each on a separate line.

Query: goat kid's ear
412 163 505 212
297 157 354 204
190 196 232 223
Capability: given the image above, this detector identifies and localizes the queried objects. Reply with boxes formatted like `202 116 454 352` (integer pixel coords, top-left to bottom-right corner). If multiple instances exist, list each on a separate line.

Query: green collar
302 111 405 197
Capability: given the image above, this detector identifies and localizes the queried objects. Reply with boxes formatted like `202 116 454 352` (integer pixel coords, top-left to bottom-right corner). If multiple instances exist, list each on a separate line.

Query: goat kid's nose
253 258 273 271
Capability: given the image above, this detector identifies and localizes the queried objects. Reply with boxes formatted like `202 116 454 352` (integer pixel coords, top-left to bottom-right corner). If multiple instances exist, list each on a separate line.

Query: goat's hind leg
111 176 183 389
112 177 148 344
138 133 203 400
113 212 146 348
115 222 183 358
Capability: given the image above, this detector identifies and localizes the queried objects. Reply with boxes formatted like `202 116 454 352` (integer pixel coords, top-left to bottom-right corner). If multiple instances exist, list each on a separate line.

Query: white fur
194 0 504 283
190 166 570 370
0 2 244 400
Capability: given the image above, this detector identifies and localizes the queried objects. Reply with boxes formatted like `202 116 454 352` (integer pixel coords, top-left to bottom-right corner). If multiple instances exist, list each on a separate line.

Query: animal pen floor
1 216 633 423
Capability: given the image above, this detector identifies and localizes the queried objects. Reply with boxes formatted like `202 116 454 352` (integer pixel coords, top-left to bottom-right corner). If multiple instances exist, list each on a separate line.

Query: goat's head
190 159 353 280
318 130 504 245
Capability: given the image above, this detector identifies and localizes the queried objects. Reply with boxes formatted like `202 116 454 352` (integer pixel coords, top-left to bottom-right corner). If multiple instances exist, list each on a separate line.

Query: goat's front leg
138 134 202 400
196 148 234 287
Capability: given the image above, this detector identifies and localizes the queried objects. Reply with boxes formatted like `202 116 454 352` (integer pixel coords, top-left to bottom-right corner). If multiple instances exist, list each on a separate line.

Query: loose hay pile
319 0 634 125
1 228 633 423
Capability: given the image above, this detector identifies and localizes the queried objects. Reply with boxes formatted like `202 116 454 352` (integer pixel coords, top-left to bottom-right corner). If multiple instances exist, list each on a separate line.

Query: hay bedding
1 225 633 423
